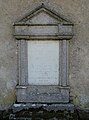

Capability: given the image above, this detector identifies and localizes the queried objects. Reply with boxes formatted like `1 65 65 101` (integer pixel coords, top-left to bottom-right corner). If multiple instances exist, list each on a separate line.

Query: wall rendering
0 0 89 111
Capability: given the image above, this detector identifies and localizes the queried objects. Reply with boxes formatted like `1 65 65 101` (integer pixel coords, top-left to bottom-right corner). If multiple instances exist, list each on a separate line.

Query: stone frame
14 4 74 103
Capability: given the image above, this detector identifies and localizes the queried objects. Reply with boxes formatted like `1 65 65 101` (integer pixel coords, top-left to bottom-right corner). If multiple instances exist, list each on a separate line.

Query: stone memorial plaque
28 40 59 85
14 4 73 103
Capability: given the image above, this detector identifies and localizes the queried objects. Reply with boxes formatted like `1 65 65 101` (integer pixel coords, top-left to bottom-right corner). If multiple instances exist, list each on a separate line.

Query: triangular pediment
14 4 73 40
25 11 59 24
14 4 73 25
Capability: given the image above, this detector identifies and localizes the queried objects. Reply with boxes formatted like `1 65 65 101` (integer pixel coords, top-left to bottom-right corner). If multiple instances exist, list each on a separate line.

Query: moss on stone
71 94 89 108
0 90 16 110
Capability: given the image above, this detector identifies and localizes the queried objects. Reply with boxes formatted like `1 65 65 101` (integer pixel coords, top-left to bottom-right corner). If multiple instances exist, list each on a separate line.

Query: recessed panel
28 40 59 85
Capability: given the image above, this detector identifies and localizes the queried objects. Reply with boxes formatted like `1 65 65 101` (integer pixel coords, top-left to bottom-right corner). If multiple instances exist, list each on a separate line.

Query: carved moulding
14 4 74 103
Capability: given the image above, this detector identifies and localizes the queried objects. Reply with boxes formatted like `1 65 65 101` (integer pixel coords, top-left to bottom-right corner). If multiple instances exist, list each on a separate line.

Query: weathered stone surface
28 41 59 85
10 107 78 120
0 0 89 114
77 107 89 120
14 5 73 40
16 86 70 103
14 4 72 104
12 103 74 113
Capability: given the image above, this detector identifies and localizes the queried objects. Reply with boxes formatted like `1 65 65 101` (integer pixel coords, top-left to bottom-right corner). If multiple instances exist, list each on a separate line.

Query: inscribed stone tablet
28 40 59 85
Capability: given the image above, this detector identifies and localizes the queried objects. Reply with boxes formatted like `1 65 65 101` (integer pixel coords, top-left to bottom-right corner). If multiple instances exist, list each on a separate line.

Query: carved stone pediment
14 4 74 104
14 4 73 40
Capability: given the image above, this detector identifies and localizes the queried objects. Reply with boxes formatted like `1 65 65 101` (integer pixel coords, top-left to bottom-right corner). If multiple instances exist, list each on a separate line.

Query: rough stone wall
0 0 89 110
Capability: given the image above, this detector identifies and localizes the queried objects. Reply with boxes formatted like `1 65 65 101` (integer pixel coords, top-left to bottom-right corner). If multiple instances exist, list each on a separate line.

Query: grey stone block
14 4 74 104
